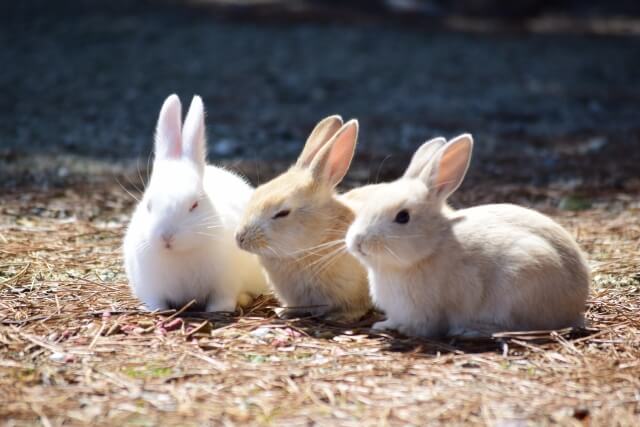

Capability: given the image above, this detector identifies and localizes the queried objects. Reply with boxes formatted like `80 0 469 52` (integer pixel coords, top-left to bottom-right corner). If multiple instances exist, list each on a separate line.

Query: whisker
289 239 345 256
146 150 153 183
136 157 147 193
384 244 402 263
310 246 348 279
115 177 141 202
375 154 392 184
304 243 347 275
266 244 281 258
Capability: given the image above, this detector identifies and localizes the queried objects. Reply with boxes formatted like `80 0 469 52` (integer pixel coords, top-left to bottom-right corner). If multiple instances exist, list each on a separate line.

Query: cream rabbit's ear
420 134 473 202
296 115 343 168
182 95 206 174
308 120 359 188
403 137 447 179
155 94 182 161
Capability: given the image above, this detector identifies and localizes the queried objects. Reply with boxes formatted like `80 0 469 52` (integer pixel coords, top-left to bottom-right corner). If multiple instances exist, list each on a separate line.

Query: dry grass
1 181 639 426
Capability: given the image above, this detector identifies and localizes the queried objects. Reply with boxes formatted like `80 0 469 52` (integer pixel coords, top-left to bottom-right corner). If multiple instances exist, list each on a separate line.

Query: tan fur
236 119 371 321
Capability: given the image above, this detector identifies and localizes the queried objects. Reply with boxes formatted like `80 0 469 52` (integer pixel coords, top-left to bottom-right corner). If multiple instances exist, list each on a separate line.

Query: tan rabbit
346 134 590 337
235 117 371 321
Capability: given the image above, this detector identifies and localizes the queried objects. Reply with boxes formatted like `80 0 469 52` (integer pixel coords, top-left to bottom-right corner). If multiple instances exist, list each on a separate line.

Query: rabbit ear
309 120 358 188
403 137 447 179
296 115 343 168
420 134 473 202
155 94 182 160
182 95 206 174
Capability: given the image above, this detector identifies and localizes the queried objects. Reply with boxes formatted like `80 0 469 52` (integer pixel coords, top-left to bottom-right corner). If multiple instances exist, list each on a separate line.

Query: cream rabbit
346 135 590 337
235 117 370 321
123 94 267 312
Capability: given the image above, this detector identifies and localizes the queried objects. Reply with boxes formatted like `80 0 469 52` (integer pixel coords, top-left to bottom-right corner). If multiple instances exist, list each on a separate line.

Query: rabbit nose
354 234 366 255
235 230 246 247
347 232 365 255
161 232 174 248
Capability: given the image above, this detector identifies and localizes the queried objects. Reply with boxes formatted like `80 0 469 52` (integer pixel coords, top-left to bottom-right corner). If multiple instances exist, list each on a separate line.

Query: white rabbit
123 94 267 312
346 134 590 337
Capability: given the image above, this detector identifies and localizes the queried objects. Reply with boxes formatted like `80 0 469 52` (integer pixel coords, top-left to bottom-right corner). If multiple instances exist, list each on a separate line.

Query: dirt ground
1 1 640 426
1 183 639 425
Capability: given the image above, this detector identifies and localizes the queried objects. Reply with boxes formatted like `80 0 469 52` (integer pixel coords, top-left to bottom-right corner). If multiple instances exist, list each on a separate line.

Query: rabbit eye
273 209 290 219
189 201 199 212
147 201 152 212
394 209 410 224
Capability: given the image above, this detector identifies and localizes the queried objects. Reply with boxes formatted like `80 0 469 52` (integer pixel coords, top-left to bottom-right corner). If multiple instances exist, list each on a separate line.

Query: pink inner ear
432 140 471 196
325 124 357 185
327 140 351 180
169 139 182 158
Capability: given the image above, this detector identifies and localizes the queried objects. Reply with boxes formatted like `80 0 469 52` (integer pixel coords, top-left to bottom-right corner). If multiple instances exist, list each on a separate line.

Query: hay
1 182 639 425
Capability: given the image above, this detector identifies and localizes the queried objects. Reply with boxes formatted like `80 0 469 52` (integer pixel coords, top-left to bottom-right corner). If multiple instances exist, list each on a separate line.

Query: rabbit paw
274 307 310 319
372 319 399 332
236 292 254 308
206 297 236 313
323 309 366 323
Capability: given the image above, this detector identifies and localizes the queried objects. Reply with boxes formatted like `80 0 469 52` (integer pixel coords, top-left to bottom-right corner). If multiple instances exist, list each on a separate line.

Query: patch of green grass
559 194 592 211
122 365 173 379
245 354 267 363
593 274 640 289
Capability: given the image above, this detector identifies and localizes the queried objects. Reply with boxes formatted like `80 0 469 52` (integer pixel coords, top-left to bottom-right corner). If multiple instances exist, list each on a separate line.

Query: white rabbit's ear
309 120 358 188
296 115 343 168
420 134 473 202
182 95 206 174
155 94 182 160
403 137 447 179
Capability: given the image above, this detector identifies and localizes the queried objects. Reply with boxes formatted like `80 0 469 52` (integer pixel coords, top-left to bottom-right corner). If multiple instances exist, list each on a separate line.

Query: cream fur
346 135 590 337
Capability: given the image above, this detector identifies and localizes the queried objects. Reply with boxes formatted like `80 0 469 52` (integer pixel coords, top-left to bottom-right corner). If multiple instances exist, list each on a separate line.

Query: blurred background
2 0 639 199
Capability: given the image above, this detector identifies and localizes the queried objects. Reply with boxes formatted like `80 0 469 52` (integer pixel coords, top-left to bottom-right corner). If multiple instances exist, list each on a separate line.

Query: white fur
123 94 267 311
346 134 590 337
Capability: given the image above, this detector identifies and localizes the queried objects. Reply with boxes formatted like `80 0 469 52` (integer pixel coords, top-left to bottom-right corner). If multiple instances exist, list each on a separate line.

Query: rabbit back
377 203 590 336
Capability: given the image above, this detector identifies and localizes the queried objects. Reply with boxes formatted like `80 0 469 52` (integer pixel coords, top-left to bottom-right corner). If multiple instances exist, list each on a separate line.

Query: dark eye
147 201 152 212
273 209 290 219
189 201 199 212
394 209 410 224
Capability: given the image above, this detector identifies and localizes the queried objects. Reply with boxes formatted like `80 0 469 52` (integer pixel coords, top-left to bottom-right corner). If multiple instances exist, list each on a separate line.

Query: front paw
236 292 254 308
372 319 398 332
274 307 310 319
206 298 236 313
324 309 366 323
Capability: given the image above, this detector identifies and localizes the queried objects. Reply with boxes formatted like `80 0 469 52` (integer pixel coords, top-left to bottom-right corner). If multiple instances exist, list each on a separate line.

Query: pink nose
161 232 174 248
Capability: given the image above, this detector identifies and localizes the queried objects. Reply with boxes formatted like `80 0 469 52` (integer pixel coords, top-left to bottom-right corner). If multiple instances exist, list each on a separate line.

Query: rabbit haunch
123 94 267 312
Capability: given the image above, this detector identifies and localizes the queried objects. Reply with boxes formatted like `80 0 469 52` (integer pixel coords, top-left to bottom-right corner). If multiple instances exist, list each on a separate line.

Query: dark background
2 0 639 193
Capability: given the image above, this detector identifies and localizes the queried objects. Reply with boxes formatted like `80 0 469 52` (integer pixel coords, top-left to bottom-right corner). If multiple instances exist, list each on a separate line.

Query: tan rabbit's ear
309 120 359 188
182 95 206 174
403 137 447 179
420 134 473 202
155 94 182 160
296 115 343 168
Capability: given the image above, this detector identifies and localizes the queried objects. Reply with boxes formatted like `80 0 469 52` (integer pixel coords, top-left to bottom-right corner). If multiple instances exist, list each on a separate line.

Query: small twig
185 351 227 371
0 262 30 286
